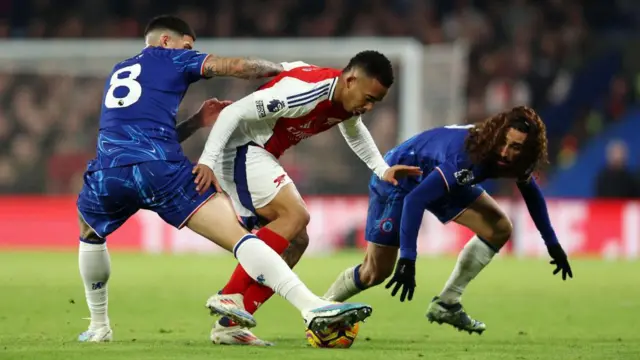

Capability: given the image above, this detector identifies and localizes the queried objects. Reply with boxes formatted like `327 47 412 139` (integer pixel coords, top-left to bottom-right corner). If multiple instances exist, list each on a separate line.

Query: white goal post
0 38 468 141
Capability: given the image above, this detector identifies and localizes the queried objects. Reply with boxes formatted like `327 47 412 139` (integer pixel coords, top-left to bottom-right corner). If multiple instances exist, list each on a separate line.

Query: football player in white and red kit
194 51 422 345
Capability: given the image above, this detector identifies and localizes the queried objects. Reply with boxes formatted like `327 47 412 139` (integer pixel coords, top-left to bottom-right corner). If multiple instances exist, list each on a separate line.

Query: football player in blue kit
76 15 373 342
323 106 573 334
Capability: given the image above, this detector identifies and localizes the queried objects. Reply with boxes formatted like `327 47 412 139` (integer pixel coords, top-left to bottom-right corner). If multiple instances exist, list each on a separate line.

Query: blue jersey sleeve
170 49 211 83
398 156 481 260
399 166 450 261
517 177 559 245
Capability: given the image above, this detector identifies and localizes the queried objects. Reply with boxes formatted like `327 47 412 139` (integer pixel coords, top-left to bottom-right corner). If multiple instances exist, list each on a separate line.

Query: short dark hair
343 51 394 88
144 15 196 40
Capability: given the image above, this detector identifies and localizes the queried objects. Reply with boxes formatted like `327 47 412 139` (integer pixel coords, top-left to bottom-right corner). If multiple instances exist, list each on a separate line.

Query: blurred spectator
0 0 635 195
595 140 640 198
603 74 635 122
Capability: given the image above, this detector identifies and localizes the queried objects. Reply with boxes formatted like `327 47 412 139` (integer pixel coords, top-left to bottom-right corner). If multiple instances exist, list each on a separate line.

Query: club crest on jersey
454 169 474 186
267 99 285 113
380 218 394 233
255 100 267 118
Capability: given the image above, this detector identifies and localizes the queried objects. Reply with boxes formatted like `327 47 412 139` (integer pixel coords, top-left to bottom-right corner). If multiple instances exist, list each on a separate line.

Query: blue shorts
365 177 485 247
77 159 216 239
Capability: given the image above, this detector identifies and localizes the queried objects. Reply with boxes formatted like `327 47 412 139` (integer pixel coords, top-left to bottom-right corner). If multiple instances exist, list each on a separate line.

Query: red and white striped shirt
199 62 389 179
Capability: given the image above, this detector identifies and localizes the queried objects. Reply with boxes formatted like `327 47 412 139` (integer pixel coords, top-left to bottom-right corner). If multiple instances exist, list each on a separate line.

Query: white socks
79 242 111 329
323 265 364 302
233 235 328 312
439 235 496 304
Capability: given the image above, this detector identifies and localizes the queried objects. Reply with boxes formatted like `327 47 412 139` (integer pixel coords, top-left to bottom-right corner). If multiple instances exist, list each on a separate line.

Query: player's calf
358 251 396 287
280 229 309 268
77 212 112 341
324 243 397 301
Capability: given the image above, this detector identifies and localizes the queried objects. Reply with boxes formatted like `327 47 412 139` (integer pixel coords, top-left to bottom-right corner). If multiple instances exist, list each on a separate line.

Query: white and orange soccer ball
305 322 360 349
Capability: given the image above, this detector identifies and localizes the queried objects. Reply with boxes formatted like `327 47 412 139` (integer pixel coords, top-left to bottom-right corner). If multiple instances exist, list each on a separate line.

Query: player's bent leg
439 192 510 303
324 181 404 301
324 243 398 301
75 167 139 344
212 227 310 345
241 228 309 313
214 183 311 339
255 183 311 241
427 191 510 335
186 194 373 332
76 212 113 343
221 191 310 297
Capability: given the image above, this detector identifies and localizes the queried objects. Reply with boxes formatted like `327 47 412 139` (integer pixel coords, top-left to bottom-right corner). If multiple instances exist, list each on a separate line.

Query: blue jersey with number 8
88 46 210 171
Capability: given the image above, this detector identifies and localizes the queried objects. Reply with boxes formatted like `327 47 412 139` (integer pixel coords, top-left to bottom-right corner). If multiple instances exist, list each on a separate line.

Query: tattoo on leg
281 242 306 268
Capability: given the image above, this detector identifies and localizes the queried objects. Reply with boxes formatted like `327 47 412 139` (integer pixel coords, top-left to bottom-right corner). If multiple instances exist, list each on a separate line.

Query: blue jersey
366 125 555 261
88 47 209 171
383 125 492 194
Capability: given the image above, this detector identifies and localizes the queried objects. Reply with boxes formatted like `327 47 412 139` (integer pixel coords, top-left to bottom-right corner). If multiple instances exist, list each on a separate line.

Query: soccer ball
305 323 360 348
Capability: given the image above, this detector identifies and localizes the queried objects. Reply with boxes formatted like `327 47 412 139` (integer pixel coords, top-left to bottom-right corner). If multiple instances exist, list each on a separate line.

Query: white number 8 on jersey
104 63 142 108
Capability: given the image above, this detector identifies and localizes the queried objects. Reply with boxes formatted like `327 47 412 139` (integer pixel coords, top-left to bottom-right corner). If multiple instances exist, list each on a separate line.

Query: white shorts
215 144 293 226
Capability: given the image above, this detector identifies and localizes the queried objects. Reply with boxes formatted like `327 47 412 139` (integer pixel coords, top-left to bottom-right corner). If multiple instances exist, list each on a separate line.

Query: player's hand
546 243 573 280
192 164 223 195
385 258 416 302
382 165 422 186
197 98 234 127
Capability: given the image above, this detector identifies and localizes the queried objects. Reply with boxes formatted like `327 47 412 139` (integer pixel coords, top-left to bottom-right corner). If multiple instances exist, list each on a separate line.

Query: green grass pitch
1 251 638 360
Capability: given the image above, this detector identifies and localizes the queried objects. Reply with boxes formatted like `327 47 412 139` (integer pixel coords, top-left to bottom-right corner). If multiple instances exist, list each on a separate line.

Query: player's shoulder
282 66 341 83
121 47 204 69
140 46 203 58
258 66 339 104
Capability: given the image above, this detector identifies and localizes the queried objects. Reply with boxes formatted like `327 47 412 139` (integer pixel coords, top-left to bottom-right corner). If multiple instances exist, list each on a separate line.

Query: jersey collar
328 77 338 101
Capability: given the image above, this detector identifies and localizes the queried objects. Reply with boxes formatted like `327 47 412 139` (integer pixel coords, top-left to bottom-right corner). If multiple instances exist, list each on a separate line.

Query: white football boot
205 294 257 328
210 320 274 346
302 302 372 332
78 325 113 342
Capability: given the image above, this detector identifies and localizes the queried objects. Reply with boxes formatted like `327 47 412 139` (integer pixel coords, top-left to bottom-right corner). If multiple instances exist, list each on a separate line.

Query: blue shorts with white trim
365 175 484 247
77 158 216 239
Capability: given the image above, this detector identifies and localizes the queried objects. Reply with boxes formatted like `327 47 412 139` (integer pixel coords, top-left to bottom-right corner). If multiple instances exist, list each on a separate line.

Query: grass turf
0 251 638 359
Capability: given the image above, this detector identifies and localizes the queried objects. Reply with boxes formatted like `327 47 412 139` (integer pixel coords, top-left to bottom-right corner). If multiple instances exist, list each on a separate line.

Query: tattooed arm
202 55 284 79
176 114 202 143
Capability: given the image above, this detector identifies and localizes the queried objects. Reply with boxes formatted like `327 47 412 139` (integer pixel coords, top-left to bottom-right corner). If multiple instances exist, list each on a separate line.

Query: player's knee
489 216 513 245
281 207 310 235
78 212 104 243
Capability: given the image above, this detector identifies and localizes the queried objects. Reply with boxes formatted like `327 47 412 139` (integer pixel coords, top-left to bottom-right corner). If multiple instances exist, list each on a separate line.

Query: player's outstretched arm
339 118 421 183
338 117 390 178
517 178 573 280
202 55 284 79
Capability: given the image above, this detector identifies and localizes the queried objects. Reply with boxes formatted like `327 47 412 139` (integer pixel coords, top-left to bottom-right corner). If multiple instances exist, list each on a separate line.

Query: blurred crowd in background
0 0 639 197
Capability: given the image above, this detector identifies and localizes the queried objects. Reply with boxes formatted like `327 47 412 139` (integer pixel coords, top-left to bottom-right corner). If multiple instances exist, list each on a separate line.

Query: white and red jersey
199 62 389 179
253 66 352 158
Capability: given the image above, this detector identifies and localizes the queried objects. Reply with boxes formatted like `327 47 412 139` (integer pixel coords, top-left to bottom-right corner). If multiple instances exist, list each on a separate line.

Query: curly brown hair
465 105 549 177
